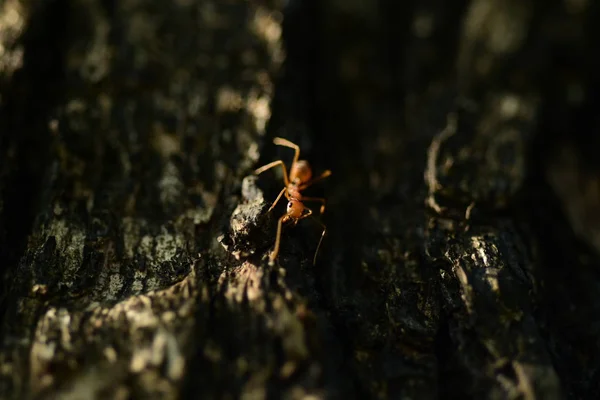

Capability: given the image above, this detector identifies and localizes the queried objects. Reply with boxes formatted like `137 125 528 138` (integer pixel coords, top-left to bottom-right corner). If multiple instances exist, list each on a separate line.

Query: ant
254 137 331 266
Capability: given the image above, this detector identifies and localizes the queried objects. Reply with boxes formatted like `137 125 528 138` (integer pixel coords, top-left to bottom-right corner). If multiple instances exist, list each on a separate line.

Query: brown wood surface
1 0 599 399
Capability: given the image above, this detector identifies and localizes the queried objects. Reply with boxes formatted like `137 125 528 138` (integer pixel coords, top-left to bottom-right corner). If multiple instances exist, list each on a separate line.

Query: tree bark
1 0 599 399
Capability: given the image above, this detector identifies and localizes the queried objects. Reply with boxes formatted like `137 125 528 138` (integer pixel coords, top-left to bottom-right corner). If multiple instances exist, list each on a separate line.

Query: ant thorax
287 186 302 200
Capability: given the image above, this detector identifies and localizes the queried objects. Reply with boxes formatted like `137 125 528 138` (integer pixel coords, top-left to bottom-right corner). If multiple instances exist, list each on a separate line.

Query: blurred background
1 0 599 399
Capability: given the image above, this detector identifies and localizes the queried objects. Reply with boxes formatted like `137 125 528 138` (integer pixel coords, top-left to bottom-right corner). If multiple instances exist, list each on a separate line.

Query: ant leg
300 197 326 214
254 160 289 186
268 187 287 212
269 215 287 266
299 170 332 190
311 216 326 266
298 208 325 265
273 137 301 167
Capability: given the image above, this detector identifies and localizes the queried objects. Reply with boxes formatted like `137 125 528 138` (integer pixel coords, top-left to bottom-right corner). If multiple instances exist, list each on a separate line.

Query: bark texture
1 0 600 399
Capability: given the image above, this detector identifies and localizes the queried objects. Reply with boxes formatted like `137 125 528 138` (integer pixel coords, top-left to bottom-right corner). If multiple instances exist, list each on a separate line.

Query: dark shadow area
0 0 68 333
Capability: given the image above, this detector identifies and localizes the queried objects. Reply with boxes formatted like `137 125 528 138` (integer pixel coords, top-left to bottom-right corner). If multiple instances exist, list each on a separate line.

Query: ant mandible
254 137 331 266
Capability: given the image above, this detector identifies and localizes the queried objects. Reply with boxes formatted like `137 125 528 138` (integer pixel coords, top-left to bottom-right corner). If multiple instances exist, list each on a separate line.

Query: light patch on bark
107 273 125 301
0 0 25 78
250 7 284 65
44 219 86 287
29 270 197 398
246 92 272 135
158 161 184 207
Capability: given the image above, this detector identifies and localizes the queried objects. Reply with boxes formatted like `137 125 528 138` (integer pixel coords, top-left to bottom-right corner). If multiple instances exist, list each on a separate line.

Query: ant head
290 160 312 184
286 199 304 219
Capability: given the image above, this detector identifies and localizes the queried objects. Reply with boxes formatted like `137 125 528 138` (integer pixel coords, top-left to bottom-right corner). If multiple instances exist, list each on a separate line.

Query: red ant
254 137 331 266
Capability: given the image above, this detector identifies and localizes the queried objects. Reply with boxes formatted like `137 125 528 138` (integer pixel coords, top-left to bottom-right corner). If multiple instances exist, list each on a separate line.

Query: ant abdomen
290 160 312 183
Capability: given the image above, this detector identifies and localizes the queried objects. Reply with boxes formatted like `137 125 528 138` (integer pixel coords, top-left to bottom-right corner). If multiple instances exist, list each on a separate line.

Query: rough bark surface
1 0 600 399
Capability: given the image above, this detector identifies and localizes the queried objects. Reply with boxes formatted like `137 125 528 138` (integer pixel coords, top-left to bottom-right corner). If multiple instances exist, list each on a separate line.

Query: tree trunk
1 0 599 399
